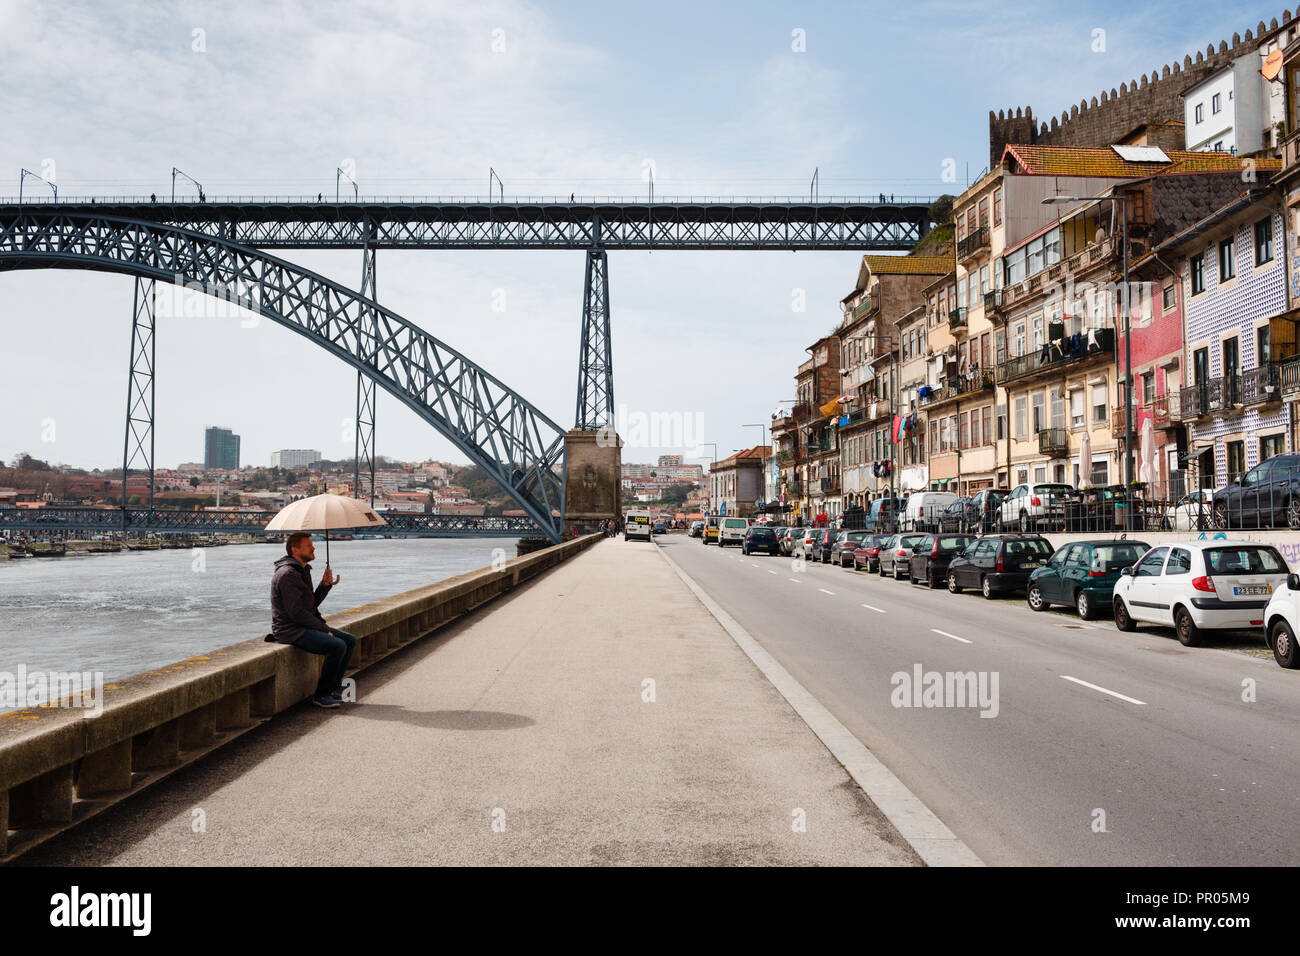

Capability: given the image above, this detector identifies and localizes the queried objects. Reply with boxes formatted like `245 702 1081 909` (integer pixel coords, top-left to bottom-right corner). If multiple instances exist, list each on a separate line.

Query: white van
902 492 957 532
717 516 751 547
625 510 652 541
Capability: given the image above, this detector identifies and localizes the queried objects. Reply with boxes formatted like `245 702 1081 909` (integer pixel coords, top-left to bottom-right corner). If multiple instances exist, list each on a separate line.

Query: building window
1070 389 1084 427
1014 397 1027 439
1258 324 1271 365
1227 440 1246 479
1031 391 1045 433
1211 92 1221 114
1162 284 1174 310
1256 217 1275 265
1195 102 1204 123
1219 236 1235 281
1191 253 1205 295
978 198 989 229
1143 372 1155 405
1090 457 1108 487
1092 383 1107 423
993 188 1003 226
1261 433 1285 460
982 406 993 446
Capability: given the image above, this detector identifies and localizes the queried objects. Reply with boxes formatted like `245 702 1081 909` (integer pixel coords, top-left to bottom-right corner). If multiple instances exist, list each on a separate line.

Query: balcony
995 328 1115 386
820 476 840 494
957 226 989 262
918 371 994 408
1175 385 1204 421
851 296 874 322
1038 428 1068 457
1240 364 1282 405
948 307 968 332
983 288 1003 314
1204 375 1240 414
782 479 803 496
1284 355 1300 398
1110 405 1128 438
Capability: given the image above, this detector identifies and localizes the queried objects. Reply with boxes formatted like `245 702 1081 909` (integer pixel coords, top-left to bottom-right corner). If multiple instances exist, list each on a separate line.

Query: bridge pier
354 229 377 504
121 276 156 517
562 428 621 537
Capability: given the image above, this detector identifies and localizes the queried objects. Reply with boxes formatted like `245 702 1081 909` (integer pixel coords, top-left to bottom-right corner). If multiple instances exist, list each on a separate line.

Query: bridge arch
0 212 566 539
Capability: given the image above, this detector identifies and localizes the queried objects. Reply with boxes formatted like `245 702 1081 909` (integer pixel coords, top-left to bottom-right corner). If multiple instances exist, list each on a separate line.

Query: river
0 538 510 703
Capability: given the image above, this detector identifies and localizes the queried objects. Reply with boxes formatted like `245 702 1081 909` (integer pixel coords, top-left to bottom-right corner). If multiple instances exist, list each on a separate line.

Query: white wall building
1182 54 1265 154
271 449 322 469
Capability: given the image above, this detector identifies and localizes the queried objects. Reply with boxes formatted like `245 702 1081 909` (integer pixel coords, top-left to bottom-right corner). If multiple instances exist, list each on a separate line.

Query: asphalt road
661 533 1300 865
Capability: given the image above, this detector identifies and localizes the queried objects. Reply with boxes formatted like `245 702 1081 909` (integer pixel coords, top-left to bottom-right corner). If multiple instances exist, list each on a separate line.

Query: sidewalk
23 537 922 866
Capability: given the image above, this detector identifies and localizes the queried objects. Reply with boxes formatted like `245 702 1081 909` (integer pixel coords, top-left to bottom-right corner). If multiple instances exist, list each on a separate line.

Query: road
660 533 1300 865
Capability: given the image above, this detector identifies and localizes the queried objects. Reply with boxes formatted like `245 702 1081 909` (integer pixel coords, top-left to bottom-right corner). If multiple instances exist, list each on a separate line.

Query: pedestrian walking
266 531 357 709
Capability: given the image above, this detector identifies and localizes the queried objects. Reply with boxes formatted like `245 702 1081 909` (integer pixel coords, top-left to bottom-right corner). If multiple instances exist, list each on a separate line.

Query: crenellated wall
989 11 1297 166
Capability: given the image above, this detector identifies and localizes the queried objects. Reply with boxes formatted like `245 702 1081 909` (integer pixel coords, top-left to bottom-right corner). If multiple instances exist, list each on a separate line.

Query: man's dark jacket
268 554 333 643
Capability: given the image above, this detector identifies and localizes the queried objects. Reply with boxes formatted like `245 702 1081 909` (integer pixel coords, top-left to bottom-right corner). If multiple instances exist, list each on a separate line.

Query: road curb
657 543 984 867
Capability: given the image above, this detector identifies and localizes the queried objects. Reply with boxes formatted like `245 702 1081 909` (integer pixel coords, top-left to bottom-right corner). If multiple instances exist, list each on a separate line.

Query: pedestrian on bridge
267 531 357 709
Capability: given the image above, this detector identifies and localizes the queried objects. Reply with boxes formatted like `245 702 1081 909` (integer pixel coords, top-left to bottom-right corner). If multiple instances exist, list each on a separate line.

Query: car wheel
1289 498 1300 531
1075 589 1094 620
1027 584 1046 611
1174 606 1202 647
1018 511 1029 533
1113 597 1136 632
1271 619 1300 668
981 576 995 600
947 572 962 593
1213 502 1228 531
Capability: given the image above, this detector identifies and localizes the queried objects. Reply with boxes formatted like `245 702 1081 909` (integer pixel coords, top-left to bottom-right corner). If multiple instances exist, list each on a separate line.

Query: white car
716 516 751 547
1163 490 1212 531
901 491 957 532
997 483 1073 532
1112 540 1289 646
1264 574 1300 668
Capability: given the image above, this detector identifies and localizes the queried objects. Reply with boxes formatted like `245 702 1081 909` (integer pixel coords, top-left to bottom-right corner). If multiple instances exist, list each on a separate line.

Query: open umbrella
264 493 387 568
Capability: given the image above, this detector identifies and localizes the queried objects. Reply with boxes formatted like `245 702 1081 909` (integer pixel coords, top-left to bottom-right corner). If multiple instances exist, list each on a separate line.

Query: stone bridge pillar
562 429 621 538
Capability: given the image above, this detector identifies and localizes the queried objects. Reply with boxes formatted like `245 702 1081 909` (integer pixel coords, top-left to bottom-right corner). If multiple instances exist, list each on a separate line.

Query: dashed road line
1060 675 1147 706
931 628 972 645
767 569 778 574
819 588 835 595
788 577 801 584
861 603 886 613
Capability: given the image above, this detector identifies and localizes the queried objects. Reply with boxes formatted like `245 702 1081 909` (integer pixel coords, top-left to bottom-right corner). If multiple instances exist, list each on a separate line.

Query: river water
0 538 508 695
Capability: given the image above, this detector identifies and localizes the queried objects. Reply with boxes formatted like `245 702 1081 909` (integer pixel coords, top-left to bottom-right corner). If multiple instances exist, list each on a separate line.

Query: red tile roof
862 255 950 275
1003 144 1281 178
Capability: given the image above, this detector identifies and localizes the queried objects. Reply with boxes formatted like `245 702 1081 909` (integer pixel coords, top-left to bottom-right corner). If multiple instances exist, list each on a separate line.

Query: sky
0 0 1287 472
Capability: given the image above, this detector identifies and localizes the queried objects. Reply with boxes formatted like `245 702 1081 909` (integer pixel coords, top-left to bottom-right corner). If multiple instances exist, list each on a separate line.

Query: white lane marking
1060 621 1107 631
751 562 760 567
788 577 801 584
1060 675 1147 706
931 628 972 645
767 569 778 574
819 588 835 595
860 603 886 613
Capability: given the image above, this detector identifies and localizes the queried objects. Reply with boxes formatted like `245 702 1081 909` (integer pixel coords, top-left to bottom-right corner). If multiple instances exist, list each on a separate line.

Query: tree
929 195 956 225
660 484 688 506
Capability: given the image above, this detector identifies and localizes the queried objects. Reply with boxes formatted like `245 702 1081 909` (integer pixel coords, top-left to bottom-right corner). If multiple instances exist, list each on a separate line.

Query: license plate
1022 562 1042 569
1233 586 1271 596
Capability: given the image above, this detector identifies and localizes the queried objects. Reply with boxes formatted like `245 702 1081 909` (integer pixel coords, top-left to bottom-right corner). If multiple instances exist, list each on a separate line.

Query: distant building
657 455 683 467
204 426 240 470
271 449 322 469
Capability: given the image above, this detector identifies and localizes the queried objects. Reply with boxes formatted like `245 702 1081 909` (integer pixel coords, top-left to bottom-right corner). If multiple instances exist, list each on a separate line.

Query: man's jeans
293 627 358 698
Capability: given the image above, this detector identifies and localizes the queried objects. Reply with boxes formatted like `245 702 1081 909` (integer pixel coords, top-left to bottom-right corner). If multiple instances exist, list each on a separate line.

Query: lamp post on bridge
19 168 57 204
171 168 203 203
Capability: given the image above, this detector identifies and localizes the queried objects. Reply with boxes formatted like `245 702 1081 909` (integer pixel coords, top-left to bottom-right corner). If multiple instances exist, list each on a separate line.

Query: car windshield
723 519 747 528
1004 538 1053 556
1204 546 1287 575
1092 543 1147 570
750 528 773 538
938 535 972 550
898 535 926 548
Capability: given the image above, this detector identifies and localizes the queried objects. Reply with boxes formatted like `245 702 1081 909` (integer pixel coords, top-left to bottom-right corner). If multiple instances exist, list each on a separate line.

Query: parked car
852 534 893 572
795 527 819 557
1113 541 1290 646
1263 572 1300 667
1026 539 1150 619
717 516 751 547
879 533 928 580
907 533 976 588
865 497 904 532
652 522 667 534
966 488 1009 533
937 497 972 533
779 527 800 555
901 492 958 533
997 483 1073 532
689 521 704 538
811 528 837 563
1163 491 1211 531
741 525 781 556
702 515 720 545
829 530 871 567
1212 455 1300 530
946 534 1054 599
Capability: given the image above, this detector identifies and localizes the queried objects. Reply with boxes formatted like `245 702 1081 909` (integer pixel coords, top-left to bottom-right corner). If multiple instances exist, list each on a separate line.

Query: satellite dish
1263 48 1283 82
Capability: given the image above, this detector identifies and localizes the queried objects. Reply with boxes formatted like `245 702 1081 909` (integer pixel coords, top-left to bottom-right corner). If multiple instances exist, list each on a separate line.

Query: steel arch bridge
0 211 566 539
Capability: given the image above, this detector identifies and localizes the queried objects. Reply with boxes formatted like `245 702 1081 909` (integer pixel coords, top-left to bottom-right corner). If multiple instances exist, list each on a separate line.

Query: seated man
268 531 358 709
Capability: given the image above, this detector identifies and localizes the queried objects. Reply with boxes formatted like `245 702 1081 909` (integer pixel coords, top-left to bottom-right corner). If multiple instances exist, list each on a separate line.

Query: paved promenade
23 537 922 866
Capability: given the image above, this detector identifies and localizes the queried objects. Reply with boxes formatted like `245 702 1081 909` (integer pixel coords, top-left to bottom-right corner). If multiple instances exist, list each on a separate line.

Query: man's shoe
311 694 340 709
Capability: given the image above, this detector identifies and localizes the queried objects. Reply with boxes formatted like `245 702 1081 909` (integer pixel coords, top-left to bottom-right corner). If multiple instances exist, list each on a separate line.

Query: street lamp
1042 194 1133 502
743 423 767 513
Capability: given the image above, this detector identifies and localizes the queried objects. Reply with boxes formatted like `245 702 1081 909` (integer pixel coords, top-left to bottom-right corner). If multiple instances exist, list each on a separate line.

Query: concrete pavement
21 536 923 866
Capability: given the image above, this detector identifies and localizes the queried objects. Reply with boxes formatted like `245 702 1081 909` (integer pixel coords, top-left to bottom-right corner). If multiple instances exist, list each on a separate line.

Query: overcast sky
0 0 1280 471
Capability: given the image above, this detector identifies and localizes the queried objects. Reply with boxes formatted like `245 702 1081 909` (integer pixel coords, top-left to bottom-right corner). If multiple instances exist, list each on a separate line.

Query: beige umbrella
264 493 387 567
1076 427 1092 488
1139 416 1157 485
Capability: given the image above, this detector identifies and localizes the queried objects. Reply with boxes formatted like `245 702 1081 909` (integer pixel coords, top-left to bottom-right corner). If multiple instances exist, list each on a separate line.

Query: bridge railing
0 193 940 206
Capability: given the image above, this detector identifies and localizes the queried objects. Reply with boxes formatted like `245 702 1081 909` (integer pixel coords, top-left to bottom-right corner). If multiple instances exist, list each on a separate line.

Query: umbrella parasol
1076 427 1092 488
264 493 387 567
1139 417 1157 485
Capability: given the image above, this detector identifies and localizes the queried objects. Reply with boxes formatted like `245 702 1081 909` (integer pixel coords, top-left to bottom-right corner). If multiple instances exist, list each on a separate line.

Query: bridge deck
18 537 919 866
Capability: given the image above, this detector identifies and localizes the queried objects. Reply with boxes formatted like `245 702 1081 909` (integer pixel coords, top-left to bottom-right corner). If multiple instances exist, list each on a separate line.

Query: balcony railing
983 288 1003 313
957 226 989 261
1284 355 1300 398
851 295 873 322
995 328 1115 385
1110 405 1128 438
1038 428 1068 457
1176 385 1204 421
948 307 968 331
918 371 994 407
1204 375 1240 413
820 476 840 493
1241 363 1282 405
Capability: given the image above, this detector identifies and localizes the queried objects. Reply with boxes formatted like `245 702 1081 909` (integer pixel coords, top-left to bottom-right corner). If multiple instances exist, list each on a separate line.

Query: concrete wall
0 533 602 862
